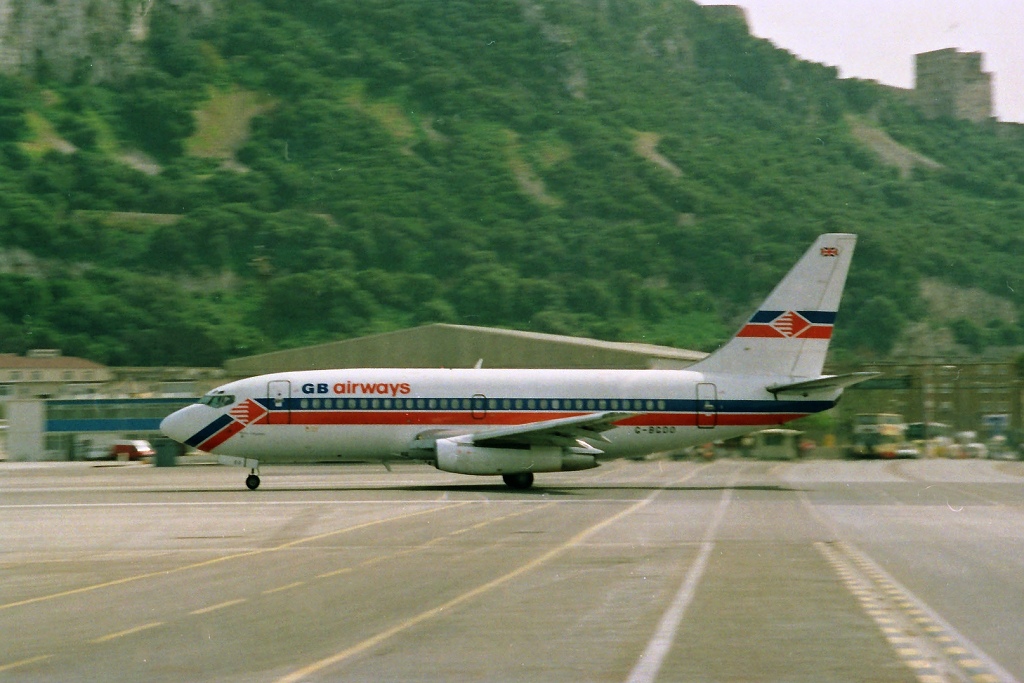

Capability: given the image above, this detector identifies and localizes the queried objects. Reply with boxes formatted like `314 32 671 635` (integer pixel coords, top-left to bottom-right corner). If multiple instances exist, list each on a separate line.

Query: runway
1 458 1022 682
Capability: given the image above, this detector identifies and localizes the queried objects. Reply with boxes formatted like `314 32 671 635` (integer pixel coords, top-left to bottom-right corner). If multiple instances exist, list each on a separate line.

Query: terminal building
1 351 224 461
837 360 1020 439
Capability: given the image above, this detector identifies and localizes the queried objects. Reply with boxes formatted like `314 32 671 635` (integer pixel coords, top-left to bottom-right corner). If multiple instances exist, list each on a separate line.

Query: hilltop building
915 48 993 122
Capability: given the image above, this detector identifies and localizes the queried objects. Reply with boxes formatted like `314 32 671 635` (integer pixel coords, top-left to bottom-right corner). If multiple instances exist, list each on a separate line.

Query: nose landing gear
245 470 261 490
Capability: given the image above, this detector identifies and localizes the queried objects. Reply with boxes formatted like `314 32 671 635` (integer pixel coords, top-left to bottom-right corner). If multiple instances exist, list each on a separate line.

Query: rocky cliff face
0 0 216 83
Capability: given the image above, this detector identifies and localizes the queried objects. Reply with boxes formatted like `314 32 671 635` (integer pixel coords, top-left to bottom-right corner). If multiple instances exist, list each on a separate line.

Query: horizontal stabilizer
767 372 881 396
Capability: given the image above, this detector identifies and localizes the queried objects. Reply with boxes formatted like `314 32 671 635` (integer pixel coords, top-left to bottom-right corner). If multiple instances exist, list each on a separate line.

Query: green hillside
1 0 1023 366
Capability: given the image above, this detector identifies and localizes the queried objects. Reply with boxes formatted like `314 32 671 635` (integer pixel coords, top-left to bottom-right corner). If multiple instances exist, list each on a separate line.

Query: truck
848 413 918 458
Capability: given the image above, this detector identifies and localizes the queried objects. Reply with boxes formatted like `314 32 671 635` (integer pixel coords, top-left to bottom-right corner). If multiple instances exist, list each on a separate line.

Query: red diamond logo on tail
229 399 267 425
770 311 811 338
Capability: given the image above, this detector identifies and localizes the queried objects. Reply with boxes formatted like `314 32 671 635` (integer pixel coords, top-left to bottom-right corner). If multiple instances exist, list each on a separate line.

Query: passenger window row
292 397 667 411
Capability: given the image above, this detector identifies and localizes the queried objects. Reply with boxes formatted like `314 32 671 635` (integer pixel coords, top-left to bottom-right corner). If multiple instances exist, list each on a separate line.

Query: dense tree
0 0 1021 365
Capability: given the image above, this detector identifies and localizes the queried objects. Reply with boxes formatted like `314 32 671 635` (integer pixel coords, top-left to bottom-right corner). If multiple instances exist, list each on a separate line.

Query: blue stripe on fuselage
185 413 234 448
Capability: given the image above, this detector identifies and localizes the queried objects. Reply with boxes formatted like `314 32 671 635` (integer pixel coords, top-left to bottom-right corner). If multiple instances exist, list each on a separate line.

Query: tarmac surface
1 457 1022 683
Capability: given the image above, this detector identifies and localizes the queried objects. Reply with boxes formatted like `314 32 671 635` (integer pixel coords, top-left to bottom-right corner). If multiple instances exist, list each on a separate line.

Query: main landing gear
245 470 261 490
502 472 534 490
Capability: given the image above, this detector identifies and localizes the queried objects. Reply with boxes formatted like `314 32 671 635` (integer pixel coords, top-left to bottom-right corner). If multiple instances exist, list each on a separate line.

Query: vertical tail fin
688 233 857 379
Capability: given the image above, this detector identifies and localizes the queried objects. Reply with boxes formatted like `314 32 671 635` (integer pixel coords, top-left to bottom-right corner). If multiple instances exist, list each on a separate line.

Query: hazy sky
696 1 1024 123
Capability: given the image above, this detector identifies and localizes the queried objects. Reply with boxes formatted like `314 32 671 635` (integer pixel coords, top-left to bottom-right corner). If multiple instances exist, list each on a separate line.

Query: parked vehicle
906 422 954 458
748 429 803 460
986 435 1019 460
848 413 918 458
113 440 155 461
953 431 987 459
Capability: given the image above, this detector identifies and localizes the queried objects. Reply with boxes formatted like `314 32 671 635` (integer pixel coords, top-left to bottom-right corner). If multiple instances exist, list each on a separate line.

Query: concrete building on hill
915 48 993 122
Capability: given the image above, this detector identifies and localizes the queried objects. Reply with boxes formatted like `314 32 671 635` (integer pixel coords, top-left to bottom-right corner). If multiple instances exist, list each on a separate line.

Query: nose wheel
245 472 261 490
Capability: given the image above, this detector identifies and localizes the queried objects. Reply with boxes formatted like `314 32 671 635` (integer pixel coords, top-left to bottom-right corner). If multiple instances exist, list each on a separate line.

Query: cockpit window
199 394 235 409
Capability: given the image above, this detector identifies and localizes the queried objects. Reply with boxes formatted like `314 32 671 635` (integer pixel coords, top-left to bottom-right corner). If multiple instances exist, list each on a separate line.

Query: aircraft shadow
146 483 801 496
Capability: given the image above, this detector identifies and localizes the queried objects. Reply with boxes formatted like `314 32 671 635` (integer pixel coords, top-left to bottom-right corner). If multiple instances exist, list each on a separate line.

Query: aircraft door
267 380 291 425
471 394 487 420
696 382 718 429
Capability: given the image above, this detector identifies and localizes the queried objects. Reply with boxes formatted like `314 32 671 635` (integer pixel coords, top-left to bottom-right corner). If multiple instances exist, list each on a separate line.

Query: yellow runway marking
276 501 648 683
0 654 53 673
275 465 712 683
190 598 248 615
263 581 306 595
316 567 353 579
0 502 467 612
90 621 164 644
315 502 556 580
816 540 1013 683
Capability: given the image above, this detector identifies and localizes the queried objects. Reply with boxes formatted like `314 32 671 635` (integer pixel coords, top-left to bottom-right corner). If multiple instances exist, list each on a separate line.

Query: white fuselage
162 367 835 464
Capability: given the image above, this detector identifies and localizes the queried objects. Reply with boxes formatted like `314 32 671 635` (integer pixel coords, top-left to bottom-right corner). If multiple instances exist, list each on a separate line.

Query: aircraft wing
407 411 633 456
469 411 633 451
767 372 880 396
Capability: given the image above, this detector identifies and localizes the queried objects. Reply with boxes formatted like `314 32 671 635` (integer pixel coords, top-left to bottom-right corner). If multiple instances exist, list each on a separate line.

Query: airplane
161 233 874 490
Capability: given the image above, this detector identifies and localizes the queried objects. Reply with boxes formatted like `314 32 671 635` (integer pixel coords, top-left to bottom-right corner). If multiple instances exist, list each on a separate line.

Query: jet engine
434 438 597 476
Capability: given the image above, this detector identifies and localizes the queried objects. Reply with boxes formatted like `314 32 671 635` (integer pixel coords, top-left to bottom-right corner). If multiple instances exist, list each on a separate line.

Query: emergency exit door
267 380 291 425
696 382 718 429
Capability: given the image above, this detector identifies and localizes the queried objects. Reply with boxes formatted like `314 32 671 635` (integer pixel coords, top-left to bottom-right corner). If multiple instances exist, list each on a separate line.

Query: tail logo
738 310 835 339
771 311 811 337
820 246 840 257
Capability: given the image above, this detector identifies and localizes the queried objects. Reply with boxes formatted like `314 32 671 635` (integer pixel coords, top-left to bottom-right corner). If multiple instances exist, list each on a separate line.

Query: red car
109 440 155 461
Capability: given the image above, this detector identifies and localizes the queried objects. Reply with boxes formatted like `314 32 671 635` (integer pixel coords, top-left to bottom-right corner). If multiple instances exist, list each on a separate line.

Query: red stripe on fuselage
195 409 816 453
199 419 246 451
274 410 813 428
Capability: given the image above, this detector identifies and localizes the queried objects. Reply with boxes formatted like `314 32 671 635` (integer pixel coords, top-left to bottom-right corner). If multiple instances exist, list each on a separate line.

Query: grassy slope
2 0 1023 365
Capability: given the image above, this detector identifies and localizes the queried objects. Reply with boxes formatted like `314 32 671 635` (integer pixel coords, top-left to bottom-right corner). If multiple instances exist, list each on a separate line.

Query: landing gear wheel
502 472 534 490
245 473 261 490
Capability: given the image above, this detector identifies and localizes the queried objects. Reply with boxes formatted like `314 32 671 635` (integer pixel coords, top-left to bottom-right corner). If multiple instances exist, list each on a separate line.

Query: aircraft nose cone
161 407 194 444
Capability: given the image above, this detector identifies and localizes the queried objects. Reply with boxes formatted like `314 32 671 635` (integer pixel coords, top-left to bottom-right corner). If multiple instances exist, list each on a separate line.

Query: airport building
0 349 112 399
835 359 1021 440
224 323 708 376
0 351 223 461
